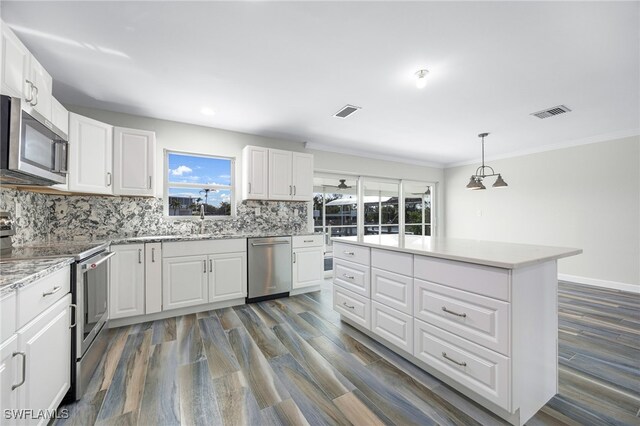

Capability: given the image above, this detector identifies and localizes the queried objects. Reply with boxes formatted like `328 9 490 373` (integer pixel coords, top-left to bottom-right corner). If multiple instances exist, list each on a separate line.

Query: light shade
493 174 508 188
466 176 479 189
475 179 486 190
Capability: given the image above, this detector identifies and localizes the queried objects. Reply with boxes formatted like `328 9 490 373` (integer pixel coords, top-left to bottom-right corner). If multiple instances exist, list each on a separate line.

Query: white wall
67 105 444 229
444 136 640 290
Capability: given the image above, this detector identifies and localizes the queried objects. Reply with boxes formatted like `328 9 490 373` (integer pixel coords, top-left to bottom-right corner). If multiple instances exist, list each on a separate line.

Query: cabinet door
0 25 29 98
109 244 145 319
17 295 71 426
0 335 19 419
145 243 162 314
51 97 69 137
208 252 247 303
113 127 156 196
163 255 208 311
291 152 313 201
268 149 293 200
242 146 268 200
27 56 52 122
68 113 114 194
293 247 324 289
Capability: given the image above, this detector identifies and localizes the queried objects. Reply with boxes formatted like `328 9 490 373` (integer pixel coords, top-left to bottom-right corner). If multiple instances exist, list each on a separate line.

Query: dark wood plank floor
56 281 640 426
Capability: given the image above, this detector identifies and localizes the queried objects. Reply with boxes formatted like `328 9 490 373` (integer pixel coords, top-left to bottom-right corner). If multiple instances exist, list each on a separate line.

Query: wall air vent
531 105 572 119
333 104 361 119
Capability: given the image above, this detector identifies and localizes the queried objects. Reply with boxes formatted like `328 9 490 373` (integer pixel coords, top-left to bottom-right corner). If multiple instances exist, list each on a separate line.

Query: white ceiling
2 1 638 166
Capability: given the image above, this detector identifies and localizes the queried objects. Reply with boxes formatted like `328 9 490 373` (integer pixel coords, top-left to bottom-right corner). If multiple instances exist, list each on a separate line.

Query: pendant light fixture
466 133 508 190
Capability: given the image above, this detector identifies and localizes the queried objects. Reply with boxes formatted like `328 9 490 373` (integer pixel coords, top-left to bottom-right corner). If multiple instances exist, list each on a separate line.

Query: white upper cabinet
242 146 314 201
25 55 52 122
51 97 69 137
113 127 156 196
0 23 29 99
68 113 114 195
242 146 269 200
268 149 293 199
291 152 314 201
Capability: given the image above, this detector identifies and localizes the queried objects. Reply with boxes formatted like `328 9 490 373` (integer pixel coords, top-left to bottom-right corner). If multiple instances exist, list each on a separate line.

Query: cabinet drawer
292 235 324 248
333 258 370 297
371 301 413 353
333 243 370 266
414 319 510 411
163 238 246 257
1 292 16 342
414 256 510 301
17 267 70 329
371 268 412 314
333 286 370 329
371 248 412 276
414 279 510 356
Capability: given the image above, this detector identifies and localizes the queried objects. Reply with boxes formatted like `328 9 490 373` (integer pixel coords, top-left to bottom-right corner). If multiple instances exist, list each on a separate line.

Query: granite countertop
332 235 582 269
0 257 74 297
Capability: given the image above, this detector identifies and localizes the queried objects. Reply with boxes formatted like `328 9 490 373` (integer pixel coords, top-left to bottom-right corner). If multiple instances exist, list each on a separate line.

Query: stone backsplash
0 187 309 246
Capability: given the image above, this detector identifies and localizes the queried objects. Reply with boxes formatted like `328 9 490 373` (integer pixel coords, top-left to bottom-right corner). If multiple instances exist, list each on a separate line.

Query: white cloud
170 165 192 176
218 174 231 179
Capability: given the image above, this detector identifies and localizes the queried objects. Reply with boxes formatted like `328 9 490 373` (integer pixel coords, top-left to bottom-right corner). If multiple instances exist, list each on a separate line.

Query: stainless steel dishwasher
247 236 292 302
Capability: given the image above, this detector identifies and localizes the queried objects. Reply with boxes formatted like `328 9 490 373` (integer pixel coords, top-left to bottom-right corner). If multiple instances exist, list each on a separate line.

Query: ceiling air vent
333 104 361 119
531 105 572 119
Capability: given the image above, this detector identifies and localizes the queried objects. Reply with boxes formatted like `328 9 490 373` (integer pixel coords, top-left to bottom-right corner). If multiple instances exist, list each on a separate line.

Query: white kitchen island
331 235 582 426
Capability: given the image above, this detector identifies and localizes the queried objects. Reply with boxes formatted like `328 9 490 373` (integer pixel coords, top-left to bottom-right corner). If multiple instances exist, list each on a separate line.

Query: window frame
163 149 236 220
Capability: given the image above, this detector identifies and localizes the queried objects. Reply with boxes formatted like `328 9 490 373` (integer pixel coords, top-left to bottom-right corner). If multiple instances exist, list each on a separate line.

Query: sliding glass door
314 173 436 273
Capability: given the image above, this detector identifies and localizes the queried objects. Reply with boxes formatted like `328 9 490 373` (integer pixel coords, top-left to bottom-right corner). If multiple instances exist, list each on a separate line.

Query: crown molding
304 142 445 169
445 128 640 169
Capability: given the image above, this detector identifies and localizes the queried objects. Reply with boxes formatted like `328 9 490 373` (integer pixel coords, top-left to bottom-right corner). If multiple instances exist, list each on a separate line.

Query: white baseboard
558 274 639 294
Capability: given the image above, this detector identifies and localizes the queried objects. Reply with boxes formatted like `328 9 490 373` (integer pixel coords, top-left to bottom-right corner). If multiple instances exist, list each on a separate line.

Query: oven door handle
81 251 115 270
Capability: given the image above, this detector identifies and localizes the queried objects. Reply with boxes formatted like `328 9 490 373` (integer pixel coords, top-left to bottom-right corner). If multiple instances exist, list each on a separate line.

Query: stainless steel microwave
0 95 68 185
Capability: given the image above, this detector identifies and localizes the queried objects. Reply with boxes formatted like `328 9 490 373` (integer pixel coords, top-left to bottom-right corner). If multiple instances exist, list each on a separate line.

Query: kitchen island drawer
414 255 510 301
414 319 510 411
414 279 510 355
371 268 412 314
371 248 412 276
333 242 370 266
333 286 370 329
371 301 413 353
17 266 70 328
333 258 370 297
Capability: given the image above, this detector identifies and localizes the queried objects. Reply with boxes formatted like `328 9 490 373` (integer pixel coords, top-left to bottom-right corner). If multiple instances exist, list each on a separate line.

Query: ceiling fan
324 179 353 190
408 187 431 196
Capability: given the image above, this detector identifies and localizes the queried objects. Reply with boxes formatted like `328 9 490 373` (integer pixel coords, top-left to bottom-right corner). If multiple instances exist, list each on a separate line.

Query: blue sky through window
168 153 231 185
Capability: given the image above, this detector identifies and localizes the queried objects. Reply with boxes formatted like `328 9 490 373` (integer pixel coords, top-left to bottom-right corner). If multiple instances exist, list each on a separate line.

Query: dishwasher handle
251 241 290 246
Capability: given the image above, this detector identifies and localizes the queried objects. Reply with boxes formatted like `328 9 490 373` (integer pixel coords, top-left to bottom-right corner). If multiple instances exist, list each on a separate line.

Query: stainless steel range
3 240 113 401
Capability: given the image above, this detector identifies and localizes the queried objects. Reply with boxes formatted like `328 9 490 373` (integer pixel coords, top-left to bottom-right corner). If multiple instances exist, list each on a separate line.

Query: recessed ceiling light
415 69 429 89
201 107 216 116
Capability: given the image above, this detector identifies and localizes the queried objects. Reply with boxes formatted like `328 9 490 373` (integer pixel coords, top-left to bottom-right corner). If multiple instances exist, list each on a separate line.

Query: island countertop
332 235 582 269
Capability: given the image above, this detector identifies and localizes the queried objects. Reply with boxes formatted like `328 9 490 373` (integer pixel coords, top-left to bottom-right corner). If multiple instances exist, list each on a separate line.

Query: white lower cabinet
144 243 162 314
163 255 209 310
17 294 72 426
208 252 247 302
371 301 413 353
0 335 19 419
293 247 324 289
371 268 412 315
109 244 145 319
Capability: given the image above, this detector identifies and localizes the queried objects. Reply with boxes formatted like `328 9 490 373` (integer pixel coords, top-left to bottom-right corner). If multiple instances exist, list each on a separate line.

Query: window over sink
164 151 235 217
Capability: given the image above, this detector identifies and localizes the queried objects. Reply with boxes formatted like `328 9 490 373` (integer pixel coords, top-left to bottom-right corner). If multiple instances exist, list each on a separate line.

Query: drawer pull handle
69 304 77 329
343 251 355 255
343 274 355 280
342 301 355 310
11 352 26 390
304 240 314 243
442 352 467 367
442 306 467 318
43 286 62 297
